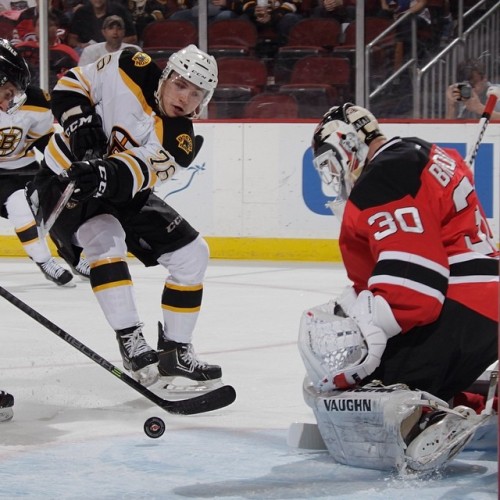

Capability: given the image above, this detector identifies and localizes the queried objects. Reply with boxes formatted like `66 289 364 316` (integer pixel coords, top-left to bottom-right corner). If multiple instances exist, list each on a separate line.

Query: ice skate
36 258 74 286
70 257 91 280
116 324 159 386
405 405 486 471
0 391 14 422
156 322 223 395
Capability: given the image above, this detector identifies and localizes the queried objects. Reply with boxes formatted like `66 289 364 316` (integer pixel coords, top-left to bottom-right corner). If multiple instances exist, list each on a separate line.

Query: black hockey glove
65 158 112 201
62 106 108 161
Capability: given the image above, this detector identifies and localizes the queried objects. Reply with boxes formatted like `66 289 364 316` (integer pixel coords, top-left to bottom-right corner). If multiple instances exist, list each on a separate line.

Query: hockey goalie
296 102 498 473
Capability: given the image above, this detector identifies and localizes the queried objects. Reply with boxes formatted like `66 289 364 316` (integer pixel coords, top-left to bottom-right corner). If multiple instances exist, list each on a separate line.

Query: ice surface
0 258 496 499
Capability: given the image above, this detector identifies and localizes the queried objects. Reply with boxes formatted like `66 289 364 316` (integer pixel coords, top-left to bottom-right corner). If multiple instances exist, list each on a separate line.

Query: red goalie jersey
340 136 499 333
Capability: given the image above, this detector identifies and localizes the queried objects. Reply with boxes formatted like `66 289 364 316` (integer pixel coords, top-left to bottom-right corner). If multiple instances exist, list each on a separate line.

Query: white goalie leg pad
406 363 499 472
405 406 487 472
302 378 444 471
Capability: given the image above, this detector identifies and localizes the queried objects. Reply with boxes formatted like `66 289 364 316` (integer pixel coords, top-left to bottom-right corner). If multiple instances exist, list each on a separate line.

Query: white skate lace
75 258 90 277
121 326 154 358
40 258 66 279
180 344 208 369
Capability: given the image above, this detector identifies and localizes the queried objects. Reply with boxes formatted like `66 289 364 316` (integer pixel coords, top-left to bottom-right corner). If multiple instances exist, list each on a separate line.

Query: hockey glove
65 158 111 201
327 290 402 390
62 106 108 161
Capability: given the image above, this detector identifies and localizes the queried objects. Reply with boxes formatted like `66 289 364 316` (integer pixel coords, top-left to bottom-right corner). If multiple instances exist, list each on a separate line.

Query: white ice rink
0 258 497 499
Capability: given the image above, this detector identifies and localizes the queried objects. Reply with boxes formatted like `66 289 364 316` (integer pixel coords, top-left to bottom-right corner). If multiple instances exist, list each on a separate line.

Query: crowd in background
0 0 495 118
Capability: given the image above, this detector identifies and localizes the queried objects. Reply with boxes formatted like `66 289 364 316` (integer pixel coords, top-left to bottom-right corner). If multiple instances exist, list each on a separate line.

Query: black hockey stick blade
0 285 236 415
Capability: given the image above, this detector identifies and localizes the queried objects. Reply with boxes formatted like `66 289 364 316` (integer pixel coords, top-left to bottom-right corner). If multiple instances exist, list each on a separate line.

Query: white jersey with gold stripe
0 87 54 170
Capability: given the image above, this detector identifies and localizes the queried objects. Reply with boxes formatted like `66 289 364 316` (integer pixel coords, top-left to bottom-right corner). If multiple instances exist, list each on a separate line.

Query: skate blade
0 408 13 422
128 364 159 387
150 376 224 399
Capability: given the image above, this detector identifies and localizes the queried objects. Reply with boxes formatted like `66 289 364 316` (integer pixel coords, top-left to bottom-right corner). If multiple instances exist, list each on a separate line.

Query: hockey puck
144 417 165 438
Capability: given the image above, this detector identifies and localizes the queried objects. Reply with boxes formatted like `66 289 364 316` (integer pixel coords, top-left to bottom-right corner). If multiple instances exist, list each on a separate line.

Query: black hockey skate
36 258 74 286
0 391 14 422
156 323 222 394
116 324 159 386
70 257 91 280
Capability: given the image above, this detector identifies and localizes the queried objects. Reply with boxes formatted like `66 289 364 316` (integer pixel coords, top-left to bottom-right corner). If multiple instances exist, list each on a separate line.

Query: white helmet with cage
156 44 218 117
311 103 383 214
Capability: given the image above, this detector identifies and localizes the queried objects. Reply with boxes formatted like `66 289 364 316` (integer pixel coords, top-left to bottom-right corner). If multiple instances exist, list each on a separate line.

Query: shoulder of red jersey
118 50 162 111
22 86 52 111
349 136 434 210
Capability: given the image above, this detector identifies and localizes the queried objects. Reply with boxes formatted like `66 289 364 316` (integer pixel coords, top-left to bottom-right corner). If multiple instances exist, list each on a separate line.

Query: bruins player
28 45 221 389
0 39 88 286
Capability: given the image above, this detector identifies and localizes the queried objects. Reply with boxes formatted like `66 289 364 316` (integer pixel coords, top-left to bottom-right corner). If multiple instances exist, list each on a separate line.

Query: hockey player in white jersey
0 38 88 286
27 46 223 390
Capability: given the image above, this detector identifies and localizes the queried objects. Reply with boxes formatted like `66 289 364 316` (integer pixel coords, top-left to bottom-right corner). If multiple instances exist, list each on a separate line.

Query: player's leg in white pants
157 235 209 344
75 213 158 385
6 189 73 286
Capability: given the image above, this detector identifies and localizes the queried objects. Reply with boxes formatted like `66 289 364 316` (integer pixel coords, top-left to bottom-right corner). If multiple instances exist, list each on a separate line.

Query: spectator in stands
14 0 80 41
79 15 140 65
67 0 137 53
445 58 500 120
310 0 355 24
170 0 238 24
15 10 79 88
378 0 430 74
127 0 179 42
240 0 302 48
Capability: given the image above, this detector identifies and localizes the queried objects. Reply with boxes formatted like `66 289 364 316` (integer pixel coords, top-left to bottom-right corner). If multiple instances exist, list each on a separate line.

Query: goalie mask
155 44 218 118
0 38 30 114
312 103 382 216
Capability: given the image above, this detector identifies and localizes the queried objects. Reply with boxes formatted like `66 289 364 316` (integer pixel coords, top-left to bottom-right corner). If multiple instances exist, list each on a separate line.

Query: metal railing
417 1 500 118
362 0 499 119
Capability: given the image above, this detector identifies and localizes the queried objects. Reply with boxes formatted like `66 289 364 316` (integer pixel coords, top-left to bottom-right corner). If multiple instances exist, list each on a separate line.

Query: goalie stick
465 89 499 168
0 285 236 415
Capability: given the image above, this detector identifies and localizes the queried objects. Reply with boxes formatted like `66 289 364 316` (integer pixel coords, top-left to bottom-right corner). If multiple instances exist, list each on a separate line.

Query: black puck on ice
144 417 165 438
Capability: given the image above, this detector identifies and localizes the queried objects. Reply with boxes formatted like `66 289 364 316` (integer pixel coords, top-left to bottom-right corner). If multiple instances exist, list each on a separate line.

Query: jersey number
368 207 423 240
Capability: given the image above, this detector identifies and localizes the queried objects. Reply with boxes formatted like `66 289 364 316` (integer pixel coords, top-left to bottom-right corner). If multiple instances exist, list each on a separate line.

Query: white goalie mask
312 103 382 217
298 302 368 392
155 44 218 118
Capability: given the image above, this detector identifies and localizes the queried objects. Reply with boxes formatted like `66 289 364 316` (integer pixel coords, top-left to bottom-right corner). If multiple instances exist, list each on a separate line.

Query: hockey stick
38 179 75 238
0 285 236 415
465 89 499 168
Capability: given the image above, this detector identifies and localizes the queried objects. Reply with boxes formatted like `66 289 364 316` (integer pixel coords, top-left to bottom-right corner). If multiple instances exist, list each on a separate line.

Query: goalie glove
61 106 108 161
321 290 402 391
65 158 114 201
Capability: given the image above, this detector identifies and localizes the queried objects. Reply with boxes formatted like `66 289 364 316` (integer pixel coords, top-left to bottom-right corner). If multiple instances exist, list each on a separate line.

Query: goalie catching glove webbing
299 289 402 392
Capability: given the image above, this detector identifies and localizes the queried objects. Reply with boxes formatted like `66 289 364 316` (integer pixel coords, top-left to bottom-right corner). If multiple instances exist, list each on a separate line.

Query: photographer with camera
446 58 500 119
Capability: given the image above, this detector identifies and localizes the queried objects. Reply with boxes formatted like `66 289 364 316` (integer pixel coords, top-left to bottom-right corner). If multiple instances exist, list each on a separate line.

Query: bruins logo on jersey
132 52 152 68
109 126 139 154
0 127 23 157
176 133 193 155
